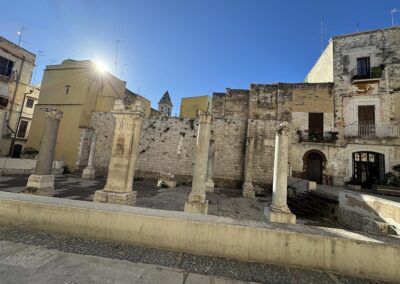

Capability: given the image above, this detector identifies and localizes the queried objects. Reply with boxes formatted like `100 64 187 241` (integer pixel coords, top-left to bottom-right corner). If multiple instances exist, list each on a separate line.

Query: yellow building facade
25 59 150 171
179 95 211 118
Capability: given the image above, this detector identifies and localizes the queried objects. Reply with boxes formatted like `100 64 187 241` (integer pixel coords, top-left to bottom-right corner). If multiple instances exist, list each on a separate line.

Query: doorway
11 144 22 158
352 151 384 188
303 150 326 184
358 105 375 136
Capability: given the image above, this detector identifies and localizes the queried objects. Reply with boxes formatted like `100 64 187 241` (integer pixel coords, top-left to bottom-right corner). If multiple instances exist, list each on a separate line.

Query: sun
93 60 108 73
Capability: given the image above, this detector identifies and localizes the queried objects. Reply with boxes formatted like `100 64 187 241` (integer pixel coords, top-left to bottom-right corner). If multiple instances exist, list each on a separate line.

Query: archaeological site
0 4 400 283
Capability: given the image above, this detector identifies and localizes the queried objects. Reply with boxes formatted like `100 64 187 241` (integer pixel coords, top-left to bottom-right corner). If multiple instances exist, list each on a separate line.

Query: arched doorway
303 150 326 184
352 151 384 188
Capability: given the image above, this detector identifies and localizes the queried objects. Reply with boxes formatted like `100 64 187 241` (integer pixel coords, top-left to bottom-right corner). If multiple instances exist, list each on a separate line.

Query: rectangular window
17 120 28 138
308 113 324 141
0 56 14 78
26 97 34 108
358 105 375 136
357 57 370 79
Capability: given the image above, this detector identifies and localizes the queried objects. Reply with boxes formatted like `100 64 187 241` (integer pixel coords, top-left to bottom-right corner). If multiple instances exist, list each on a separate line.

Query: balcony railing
345 123 400 138
297 130 339 143
351 66 383 81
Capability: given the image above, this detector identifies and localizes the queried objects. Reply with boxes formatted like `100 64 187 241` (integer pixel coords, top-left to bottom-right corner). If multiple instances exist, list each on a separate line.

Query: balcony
297 130 338 144
345 123 400 138
351 65 383 82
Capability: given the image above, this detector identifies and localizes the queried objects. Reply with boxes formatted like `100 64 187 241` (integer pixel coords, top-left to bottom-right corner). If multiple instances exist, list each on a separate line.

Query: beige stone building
25 59 151 171
302 26 400 188
0 36 39 157
180 95 211 118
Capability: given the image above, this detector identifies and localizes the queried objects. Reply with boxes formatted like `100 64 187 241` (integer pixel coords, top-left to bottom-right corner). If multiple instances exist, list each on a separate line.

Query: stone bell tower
158 91 173 116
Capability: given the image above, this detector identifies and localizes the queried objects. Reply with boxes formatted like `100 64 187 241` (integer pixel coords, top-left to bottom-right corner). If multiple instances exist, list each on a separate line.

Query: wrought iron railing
345 123 400 138
297 130 338 143
351 66 383 81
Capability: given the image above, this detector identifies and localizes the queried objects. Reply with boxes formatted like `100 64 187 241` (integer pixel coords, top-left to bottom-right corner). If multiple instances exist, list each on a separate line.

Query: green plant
22 147 38 156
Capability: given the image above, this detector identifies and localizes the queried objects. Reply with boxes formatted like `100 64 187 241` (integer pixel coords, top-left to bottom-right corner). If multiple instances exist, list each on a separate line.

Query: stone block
184 200 208 214
25 175 55 196
264 207 296 225
82 167 96 179
205 180 214 193
93 190 137 206
308 181 317 191
157 180 177 189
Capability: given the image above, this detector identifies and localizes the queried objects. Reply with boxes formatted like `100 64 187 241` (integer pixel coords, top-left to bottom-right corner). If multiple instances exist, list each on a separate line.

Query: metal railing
351 66 383 81
298 130 338 143
345 123 400 138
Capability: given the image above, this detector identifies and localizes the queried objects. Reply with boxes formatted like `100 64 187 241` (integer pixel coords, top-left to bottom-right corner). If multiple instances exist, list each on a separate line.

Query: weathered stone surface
94 100 144 206
185 112 212 214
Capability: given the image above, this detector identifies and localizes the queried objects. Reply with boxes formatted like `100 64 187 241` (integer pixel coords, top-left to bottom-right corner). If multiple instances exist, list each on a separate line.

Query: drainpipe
7 56 25 156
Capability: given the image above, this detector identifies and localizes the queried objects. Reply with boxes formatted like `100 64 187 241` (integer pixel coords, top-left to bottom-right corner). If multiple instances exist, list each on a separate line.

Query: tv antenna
17 26 27 46
391 8 399 26
320 17 325 54
115 40 125 76
32 50 45 85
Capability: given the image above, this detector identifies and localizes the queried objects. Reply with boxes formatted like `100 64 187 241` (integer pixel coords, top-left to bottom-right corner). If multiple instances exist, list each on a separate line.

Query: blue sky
1 0 399 112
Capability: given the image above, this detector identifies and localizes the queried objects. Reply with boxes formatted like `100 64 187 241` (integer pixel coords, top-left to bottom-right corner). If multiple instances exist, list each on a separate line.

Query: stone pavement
0 227 383 284
0 174 340 228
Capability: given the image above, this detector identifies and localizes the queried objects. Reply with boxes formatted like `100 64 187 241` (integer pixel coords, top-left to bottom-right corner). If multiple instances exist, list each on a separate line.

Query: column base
184 200 208 214
82 167 96 179
205 180 214 192
93 190 137 206
242 181 255 198
264 206 296 224
24 174 55 196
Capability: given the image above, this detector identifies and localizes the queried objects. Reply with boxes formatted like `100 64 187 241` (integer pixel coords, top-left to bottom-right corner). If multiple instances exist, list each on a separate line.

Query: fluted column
26 107 63 195
94 100 145 206
264 122 296 224
184 111 212 214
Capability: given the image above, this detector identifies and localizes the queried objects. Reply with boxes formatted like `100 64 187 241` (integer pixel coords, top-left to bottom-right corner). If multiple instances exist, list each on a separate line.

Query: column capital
112 100 145 118
199 111 212 124
275 122 290 136
41 107 63 120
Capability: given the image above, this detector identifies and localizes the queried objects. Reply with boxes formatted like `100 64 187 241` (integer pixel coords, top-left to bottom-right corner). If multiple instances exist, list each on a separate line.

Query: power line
320 16 325 54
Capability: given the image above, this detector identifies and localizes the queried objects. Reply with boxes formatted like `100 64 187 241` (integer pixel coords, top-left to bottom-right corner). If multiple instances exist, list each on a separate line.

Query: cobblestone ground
0 174 339 227
0 227 385 284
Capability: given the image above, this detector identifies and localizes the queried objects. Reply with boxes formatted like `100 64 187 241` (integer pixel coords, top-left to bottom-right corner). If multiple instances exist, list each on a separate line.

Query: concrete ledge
0 191 399 282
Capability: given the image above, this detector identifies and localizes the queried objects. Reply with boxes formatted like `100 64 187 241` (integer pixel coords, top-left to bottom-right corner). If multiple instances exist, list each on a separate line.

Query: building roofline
0 36 36 58
181 95 210 100
331 25 400 40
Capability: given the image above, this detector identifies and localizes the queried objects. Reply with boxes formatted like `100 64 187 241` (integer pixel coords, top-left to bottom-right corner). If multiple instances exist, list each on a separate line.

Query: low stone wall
0 158 64 175
0 191 399 282
338 191 400 235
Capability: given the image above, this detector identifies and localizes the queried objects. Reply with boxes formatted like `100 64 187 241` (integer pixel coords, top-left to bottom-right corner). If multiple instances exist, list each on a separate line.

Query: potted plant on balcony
374 165 400 196
21 147 39 159
328 131 339 142
296 129 303 142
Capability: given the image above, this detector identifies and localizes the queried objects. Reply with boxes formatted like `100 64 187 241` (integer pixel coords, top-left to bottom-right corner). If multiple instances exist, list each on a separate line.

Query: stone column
242 136 255 198
82 133 97 179
26 108 63 195
184 112 212 214
93 100 145 206
264 122 296 224
205 139 215 192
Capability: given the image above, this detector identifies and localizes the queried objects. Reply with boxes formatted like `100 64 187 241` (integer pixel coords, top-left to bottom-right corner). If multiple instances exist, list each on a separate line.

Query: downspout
7 56 25 155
